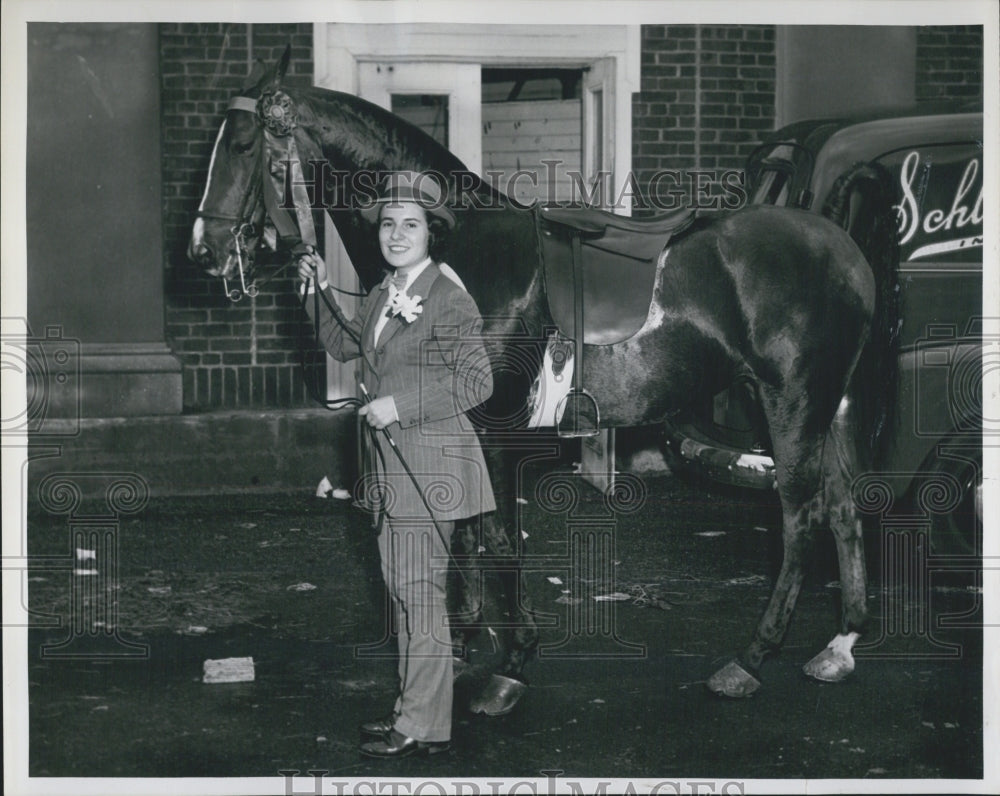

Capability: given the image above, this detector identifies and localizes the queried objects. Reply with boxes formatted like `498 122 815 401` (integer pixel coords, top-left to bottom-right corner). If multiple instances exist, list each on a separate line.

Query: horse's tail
822 162 901 468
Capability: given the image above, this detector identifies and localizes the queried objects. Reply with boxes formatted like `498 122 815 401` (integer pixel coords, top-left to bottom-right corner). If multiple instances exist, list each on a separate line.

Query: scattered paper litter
316 475 334 497
556 595 582 605
477 545 486 553
521 531 529 540
594 592 631 602
726 575 768 586
76 548 96 561
547 576 564 585
695 531 726 537
590 698 605 704
516 497 528 505
184 625 209 635
331 488 351 500
287 582 317 592
203 656 255 683
73 569 97 576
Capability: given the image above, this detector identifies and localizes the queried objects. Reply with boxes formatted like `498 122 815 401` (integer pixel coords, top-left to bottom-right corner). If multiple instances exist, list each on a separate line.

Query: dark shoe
359 729 450 758
359 711 398 738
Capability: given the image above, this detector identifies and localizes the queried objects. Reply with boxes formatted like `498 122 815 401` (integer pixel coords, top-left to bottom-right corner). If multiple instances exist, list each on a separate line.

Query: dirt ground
22 463 985 789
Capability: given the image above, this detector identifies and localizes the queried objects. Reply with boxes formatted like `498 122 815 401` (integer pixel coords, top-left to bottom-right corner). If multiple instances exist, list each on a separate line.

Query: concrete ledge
26 409 358 501
31 340 184 421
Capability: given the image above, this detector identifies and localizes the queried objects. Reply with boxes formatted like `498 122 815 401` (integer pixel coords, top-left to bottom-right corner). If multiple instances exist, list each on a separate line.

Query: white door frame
358 61 483 175
582 56 617 209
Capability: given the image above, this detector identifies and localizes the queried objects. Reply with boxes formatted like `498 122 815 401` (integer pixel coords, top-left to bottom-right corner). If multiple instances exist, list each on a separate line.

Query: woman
296 171 495 758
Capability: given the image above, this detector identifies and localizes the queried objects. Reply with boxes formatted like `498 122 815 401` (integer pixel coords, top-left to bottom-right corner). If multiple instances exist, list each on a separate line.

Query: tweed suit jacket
307 263 496 521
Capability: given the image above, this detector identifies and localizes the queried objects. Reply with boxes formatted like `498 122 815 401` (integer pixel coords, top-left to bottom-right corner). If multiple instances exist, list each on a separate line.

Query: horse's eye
232 140 255 155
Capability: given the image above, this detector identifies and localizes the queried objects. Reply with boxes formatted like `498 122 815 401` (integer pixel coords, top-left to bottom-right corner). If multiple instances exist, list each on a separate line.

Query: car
663 104 984 554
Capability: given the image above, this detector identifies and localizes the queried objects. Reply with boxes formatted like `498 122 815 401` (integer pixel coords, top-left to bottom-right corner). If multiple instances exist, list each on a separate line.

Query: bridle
197 94 281 302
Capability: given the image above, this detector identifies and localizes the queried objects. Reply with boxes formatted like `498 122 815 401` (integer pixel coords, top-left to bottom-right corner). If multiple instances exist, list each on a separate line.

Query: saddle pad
539 220 669 346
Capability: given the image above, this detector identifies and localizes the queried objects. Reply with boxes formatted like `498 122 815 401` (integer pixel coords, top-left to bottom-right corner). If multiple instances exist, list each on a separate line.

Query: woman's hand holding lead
359 396 399 430
297 250 327 288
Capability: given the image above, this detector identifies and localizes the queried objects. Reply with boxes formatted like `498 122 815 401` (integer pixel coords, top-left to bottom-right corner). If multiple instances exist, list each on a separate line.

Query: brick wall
915 25 984 105
631 25 776 215
631 24 983 216
160 23 323 411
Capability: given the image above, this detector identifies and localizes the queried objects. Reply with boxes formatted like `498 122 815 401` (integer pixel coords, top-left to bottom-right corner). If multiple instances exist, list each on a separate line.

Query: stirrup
556 389 600 438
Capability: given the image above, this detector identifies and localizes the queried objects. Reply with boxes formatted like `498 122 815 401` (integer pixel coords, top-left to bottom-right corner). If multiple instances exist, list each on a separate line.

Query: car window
746 143 812 208
876 143 983 265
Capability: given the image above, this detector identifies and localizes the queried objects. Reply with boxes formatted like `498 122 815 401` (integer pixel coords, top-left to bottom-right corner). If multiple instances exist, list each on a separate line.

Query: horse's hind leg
803 405 869 682
708 416 825 698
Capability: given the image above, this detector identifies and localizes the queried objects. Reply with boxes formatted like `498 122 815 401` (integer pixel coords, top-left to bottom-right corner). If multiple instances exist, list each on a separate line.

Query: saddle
535 204 696 436
537 204 695 346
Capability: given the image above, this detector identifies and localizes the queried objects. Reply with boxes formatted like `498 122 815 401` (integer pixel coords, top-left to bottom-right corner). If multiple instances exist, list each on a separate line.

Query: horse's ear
272 44 291 87
240 60 267 93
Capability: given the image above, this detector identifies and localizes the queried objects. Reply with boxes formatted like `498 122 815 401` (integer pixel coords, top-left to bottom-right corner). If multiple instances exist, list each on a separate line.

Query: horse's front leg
481 512 539 680
448 516 483 667
463 442 538 715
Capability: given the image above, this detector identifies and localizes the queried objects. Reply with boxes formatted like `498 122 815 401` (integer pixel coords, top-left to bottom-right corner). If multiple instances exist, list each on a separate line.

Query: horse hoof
803 645 855 683
706 660 761 698
468 674 527 716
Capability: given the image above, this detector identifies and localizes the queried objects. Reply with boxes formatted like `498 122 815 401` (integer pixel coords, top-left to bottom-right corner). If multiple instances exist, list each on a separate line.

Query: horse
188 48 900 701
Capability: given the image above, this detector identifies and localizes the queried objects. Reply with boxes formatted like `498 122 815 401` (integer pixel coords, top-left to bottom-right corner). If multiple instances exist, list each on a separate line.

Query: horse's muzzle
188 216 229 277
188 239 219 271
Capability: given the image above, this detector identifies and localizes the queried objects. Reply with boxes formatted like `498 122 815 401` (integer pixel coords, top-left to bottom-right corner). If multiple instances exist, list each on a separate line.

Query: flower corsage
387 285 424 323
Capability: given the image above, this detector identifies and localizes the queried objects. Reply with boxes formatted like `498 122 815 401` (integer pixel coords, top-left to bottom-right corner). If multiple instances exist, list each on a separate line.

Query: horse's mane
292 84 499 199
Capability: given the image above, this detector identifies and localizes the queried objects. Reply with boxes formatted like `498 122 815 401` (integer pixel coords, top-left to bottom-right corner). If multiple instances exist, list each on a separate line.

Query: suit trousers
378 515 455 742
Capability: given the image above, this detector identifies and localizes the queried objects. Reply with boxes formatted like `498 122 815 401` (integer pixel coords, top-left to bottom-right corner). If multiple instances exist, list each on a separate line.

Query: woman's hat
359 171 456 229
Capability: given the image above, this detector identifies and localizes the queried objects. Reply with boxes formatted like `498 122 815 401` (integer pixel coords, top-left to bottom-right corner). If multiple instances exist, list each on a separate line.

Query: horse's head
187 47 292 284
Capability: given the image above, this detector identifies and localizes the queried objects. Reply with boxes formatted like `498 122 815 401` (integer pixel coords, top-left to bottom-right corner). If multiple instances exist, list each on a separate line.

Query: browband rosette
258 90 297 136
